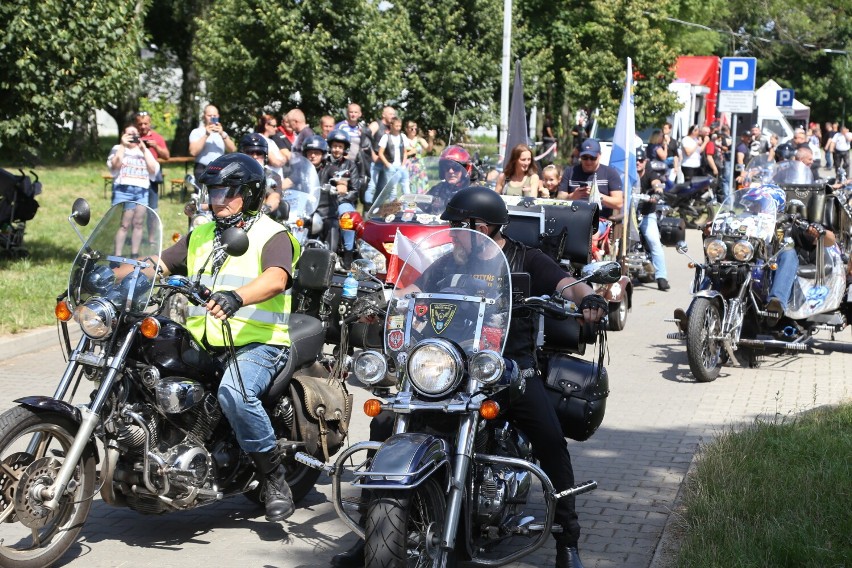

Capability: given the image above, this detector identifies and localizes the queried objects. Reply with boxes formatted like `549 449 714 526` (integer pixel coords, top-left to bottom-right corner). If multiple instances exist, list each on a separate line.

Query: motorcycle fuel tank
133 317 222 387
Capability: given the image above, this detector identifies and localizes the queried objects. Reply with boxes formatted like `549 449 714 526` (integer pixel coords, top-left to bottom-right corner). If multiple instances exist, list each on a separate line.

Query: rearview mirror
580 260 621 284
71 198 91 226
220 228 249 257
676 241 688 254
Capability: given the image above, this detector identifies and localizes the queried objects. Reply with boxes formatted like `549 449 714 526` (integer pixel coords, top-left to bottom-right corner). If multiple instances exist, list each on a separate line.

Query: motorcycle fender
14 396 100 462
363 433 450 488
689 291 727 319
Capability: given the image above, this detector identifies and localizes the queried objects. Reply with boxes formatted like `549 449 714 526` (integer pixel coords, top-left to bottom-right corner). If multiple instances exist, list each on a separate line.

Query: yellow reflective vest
185 216 299 347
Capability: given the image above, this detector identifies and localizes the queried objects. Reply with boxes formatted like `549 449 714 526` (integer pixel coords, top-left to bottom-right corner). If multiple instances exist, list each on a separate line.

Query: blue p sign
720 57 757 91
776 89 794 107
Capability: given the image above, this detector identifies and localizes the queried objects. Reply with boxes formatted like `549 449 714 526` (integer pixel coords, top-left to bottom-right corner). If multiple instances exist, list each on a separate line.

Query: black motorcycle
0 199 351 567
298 228 620 567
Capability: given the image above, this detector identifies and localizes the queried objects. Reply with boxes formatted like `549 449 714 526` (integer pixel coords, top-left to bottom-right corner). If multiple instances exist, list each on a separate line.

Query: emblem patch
388 329 405 350
415 304 428 317
388 315 405 329
430 303 457 334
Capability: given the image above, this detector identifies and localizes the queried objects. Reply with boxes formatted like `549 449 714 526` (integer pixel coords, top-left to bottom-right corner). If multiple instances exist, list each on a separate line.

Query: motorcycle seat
265 313 325 403
797 264 832 279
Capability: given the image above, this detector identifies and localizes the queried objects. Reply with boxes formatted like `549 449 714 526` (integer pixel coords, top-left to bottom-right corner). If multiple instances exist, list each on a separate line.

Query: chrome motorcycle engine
474 465 533 526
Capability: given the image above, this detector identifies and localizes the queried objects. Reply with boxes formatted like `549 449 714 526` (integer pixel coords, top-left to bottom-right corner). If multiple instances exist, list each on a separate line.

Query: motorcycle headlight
352 350 388 385
357 239 387 274
407 339 463 397
732 240 755 262
72 298 116 339
704 239 727 262
468 351 504 386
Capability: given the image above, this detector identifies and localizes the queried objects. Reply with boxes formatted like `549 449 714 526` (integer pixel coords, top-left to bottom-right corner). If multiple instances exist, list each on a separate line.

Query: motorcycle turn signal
364 399 383 417
479 400 500 420
55 300 73 321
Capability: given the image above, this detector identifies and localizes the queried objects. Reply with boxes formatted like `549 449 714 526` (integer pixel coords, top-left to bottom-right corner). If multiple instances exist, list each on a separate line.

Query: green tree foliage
0 0 147 162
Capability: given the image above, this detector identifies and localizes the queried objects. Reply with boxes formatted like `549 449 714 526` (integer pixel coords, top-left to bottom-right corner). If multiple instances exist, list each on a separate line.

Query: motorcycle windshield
385 228 512 357
772 160 814 185
366 157 471 222
742 156 777 187
711 188 778 244
68 203 162 312
281 153 321 220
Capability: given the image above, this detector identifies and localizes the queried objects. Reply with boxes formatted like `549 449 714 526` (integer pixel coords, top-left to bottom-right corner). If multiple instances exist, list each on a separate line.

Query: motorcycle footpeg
294 451 334 474
553 479 597 500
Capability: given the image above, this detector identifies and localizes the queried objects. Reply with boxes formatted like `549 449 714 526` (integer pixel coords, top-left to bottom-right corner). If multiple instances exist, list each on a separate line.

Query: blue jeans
768 248 799 308
639 212 667 280
364 162 386 205
217 342 290 454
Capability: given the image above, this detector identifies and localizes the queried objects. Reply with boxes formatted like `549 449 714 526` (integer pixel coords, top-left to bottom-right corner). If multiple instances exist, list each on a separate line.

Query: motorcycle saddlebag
658 216 686 247
541 353 609 442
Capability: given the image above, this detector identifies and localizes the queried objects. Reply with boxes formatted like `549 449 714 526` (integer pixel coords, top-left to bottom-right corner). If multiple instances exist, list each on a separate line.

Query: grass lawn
0 159 189 334
674 403 852 567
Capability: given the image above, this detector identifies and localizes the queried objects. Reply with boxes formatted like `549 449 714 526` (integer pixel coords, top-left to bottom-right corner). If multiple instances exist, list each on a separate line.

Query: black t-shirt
637 170 658 215
557 163 623 217
792 225 819 264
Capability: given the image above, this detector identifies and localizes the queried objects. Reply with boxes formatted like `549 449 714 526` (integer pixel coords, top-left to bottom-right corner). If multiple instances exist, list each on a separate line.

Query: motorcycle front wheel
686 298 723 382
0 406 97 568
365 477 452 567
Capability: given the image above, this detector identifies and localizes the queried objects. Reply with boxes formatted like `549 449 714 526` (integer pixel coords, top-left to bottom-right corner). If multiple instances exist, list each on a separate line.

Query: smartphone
130 135 140 144
210 117 220 124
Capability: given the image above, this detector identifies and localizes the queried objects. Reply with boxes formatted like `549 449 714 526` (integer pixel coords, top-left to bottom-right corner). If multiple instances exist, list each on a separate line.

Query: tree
0 0 148 162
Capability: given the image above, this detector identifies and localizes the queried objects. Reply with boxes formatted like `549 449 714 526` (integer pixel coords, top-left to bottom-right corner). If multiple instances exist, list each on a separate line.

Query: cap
751 123 761 130
579 138 601 157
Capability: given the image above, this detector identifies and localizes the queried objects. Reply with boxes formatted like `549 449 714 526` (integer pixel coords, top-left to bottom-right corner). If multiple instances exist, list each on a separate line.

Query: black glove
209 290 244 318
579 294 608 313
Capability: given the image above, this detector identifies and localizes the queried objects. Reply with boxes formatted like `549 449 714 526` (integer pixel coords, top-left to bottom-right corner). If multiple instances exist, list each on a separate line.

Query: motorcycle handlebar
518 295 578 319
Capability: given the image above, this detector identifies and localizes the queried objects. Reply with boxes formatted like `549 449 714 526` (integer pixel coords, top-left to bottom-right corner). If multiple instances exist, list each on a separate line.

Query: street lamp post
824 49 848 127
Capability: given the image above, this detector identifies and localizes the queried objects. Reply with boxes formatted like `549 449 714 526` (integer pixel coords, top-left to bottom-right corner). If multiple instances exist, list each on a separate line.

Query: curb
0 325 80 362
648 450 698 568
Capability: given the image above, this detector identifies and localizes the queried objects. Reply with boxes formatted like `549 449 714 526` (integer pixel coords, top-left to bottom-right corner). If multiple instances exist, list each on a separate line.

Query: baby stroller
0 168 42 258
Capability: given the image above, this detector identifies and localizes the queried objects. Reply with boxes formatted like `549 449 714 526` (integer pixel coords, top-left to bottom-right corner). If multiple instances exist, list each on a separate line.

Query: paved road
0 226 850 568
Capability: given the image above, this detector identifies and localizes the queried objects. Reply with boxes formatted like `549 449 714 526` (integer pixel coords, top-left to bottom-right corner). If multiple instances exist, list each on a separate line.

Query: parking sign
720 57 757 92
776 88 794 107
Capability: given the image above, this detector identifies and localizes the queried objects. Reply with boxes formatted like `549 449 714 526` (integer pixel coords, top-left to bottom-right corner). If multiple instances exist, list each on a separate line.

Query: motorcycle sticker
401 211 415 222
385 214 396 223
388 315 405 329
415 304 428 317
388 329 405 350
480 326 504 350
430 303 457 334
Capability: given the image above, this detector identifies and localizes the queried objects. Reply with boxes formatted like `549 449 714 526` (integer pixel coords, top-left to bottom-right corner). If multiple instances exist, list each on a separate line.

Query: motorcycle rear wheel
686 298 723 382
365 477 452 567
608 300 628 331
0 406 96 568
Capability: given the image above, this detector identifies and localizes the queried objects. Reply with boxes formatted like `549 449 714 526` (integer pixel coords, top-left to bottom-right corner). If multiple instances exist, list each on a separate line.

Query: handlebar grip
198 284 212 301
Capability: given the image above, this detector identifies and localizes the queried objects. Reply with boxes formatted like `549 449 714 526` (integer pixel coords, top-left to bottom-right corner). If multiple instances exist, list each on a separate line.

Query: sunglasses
449 220 485 229
134 111 150 117
580 155 598 161
266 122 277 127
246 150 266 157
445 164 463 172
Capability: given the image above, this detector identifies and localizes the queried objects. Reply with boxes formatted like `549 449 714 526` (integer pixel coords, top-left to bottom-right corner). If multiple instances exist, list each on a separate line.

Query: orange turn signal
140 317 161 339
364 399 383 417
296 218 304 228
479 400 500 420
339 212 354 230
688 262 696 269
768 262 778 270
55 300 73 322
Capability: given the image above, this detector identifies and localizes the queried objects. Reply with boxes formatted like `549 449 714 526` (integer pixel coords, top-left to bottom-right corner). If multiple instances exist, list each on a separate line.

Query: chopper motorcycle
297 228 620 567
0 199 351 567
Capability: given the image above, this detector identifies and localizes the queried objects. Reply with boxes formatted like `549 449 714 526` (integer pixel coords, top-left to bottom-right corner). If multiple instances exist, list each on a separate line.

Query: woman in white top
257 113 289 175
495 143 544 197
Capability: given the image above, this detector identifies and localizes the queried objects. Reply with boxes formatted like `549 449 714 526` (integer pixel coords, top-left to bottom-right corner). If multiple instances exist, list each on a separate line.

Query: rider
324 129 361 268
425 145 473 214
635 148 670 291
157 153 300 523
331 186 607 568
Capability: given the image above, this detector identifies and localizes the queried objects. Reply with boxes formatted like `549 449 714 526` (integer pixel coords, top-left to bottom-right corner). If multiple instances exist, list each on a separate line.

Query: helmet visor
207 185 241 206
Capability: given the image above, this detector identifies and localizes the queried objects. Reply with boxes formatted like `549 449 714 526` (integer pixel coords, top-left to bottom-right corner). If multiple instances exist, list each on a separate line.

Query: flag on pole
608 58 639 252
504 60 528 169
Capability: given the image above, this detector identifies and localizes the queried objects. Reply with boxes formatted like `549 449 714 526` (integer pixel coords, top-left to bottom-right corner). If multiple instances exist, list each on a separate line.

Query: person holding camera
106 125 161 258
680 125 708 182
189 104 237 179
134 111 170 246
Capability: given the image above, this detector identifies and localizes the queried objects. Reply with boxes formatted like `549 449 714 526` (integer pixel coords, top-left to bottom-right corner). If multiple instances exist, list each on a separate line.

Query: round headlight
73 298 116 339
469 351 504 385
352 350 388 385
704 239 727 262
732 240 755 262
407 339 463 396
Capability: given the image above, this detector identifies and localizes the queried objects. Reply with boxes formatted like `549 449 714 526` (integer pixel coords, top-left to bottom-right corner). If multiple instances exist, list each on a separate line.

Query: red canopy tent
673 56 720 126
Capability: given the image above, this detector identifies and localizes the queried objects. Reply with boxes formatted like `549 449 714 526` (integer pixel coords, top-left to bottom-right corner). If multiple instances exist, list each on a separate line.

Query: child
540 164 562 198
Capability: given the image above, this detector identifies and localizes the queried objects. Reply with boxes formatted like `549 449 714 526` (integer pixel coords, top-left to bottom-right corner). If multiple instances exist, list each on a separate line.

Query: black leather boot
555 544 584 568
330 539 365 567
341 250 354 271
250 451 295 522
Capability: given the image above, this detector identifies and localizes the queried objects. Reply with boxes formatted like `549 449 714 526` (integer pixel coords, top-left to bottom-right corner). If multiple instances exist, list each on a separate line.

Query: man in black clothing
331 186 607 568
556 138 624 218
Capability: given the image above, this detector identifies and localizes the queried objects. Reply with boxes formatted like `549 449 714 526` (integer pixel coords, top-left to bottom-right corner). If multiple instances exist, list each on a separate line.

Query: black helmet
239 133 268 155
327 129 351 151
198 153 265 213
303 135 328 155
636 147 646 162
441 185 509 226
776 141 796 161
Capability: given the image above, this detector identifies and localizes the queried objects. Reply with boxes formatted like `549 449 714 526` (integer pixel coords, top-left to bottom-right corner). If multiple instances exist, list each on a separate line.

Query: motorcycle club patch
387 329 405 350
430 303 457 334
388 315 405 329
415 303 428 317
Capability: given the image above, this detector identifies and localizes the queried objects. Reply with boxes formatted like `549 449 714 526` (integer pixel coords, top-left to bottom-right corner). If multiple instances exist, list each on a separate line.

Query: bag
290 372 353 460
658 216 686 247
541 353 609 442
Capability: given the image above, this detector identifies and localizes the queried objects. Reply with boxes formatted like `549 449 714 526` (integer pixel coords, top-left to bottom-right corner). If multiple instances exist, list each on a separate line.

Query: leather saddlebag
541 353 609 442
289 371 353 460
658 216 686 247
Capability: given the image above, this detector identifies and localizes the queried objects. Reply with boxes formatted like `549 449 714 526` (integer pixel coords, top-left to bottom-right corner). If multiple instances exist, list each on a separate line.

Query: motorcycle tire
608 300 627 331
0 406 97 568
686 298 723 382
365 477 453 567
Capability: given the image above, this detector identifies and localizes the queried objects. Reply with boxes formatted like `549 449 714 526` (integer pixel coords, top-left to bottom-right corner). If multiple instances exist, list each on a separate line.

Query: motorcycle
669 182 851 382
659 165 717 228
276 153 323 248
297 228 621 567
0 199 351 567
